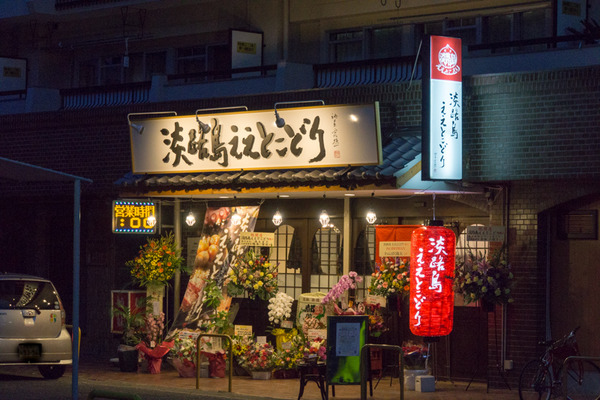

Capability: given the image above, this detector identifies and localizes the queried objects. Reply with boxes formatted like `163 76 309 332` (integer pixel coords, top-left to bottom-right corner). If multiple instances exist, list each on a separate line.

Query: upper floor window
77 51 166 87
329 30 364 62
328 7 552 63
176 46 206 75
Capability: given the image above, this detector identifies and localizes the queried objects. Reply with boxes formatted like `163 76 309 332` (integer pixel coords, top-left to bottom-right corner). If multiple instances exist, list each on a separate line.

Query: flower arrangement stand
297 361 328 400
146 283 164 314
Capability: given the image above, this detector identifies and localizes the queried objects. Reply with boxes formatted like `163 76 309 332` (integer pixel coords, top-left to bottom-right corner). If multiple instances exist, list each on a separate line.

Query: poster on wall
110 290 146 334
169 205 260 332
231 29 263 78
0 57 27 93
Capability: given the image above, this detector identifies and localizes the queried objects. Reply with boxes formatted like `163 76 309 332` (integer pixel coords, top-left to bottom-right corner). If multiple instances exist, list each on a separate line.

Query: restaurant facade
0 0 599 390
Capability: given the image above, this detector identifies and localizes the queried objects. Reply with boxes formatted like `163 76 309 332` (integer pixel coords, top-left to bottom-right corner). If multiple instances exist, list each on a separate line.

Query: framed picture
558 210 598 240
110 290 146 334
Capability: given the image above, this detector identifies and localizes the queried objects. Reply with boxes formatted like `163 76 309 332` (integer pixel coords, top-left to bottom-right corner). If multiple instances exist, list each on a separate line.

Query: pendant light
366 192 377 224
185 211 196 226
319 210 330 227
319 194 330 228
272 195 283 226
231 205 242 226
272 210 283 226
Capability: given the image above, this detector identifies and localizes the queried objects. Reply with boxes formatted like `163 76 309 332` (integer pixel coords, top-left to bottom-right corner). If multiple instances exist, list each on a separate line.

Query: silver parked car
0 273 72 379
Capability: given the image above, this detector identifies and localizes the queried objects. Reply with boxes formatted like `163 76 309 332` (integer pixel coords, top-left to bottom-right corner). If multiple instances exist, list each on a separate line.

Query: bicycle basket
549 335 579 362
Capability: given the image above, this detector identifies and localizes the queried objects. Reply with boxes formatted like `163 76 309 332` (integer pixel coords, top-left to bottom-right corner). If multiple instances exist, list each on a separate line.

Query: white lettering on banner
129 104 382 174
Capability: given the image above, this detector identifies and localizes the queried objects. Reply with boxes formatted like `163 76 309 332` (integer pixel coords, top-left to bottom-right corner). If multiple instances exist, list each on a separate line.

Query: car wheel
38 365 66 379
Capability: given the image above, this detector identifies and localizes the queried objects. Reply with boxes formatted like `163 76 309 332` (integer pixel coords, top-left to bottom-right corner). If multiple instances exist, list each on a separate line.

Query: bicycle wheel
559 360 600 400
519 359 553 400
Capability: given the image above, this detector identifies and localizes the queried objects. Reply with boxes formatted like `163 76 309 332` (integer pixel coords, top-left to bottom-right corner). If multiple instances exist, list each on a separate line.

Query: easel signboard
326 315 368 385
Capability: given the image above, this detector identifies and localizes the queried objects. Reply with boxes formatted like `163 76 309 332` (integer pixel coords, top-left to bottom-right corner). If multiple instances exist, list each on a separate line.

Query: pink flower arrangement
321 271 363 305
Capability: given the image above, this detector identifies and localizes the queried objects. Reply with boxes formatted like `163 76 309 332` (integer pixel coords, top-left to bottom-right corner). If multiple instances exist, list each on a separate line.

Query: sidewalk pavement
1 359 517 400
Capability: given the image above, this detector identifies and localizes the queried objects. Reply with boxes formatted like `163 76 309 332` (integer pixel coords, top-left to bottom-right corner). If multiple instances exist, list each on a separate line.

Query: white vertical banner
422 35 462 181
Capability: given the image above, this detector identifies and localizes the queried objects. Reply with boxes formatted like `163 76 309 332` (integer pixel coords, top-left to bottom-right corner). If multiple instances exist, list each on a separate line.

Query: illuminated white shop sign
422 36 463 181
129 103 382 174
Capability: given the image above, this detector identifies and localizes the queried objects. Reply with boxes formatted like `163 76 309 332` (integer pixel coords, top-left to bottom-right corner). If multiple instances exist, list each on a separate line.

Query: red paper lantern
409 223 456 338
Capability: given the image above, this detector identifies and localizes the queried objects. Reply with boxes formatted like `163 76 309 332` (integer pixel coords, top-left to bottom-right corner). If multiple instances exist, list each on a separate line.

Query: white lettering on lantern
413 246 427 327
428 235 447 293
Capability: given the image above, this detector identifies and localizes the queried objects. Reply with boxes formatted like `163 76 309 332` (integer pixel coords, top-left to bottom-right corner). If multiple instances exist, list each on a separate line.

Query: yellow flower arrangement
126 231 184 287
226 248 278 300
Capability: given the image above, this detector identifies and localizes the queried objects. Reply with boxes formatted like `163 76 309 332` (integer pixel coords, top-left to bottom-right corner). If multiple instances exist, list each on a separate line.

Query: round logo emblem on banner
436 44 460 76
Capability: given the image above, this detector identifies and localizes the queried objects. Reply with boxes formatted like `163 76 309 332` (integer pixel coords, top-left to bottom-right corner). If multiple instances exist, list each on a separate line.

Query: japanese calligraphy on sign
239 232 275 247
129 103 382 174
423 36 462 181
466 225 506 242
409 225 455 337
379 241 411 257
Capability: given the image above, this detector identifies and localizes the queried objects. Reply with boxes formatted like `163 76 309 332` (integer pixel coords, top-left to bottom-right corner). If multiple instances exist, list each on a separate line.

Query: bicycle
518 326 600 399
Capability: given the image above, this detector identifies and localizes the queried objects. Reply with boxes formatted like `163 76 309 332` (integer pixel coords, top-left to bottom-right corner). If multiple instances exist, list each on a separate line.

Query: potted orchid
135 312 173 374
268 292 297 350
321 271 363 309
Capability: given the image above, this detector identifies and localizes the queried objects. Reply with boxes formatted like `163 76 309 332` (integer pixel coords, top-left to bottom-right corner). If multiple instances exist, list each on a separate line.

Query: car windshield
0 280 61 310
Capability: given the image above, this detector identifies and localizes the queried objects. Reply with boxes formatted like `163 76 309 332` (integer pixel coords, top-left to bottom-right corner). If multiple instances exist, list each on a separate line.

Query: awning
115 137 480 197
0 156 90 182
116 137 420 195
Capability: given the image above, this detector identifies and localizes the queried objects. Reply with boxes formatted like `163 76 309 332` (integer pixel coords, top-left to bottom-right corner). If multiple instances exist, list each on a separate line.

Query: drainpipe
343 197 352 276
282 0 289 61
501 184 510 368
174 199 181 314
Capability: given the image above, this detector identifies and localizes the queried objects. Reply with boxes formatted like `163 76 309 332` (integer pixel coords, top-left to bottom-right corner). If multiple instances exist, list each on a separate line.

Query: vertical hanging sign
409 222 456 338
422 35 462 181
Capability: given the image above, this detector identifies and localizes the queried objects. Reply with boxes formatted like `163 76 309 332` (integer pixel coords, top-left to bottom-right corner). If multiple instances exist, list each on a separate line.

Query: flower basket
237 342 276 376
171 357 196 378
251 370 272 380
368 257 410 299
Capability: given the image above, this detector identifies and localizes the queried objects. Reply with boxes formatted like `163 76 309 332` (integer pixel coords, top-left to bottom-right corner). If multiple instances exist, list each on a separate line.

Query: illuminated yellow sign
112 200 156 234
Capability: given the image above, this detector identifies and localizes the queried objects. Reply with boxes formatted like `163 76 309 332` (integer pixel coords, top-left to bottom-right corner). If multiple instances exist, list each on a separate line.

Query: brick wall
463 67 600 181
